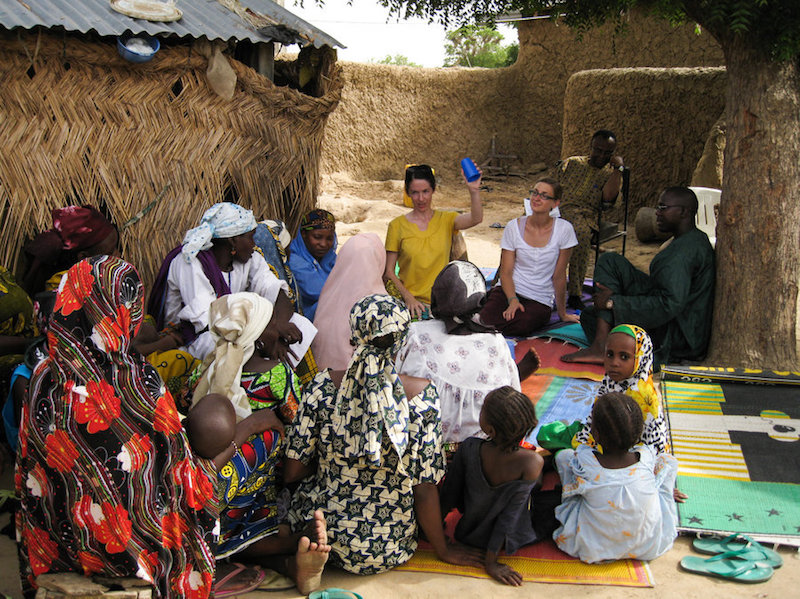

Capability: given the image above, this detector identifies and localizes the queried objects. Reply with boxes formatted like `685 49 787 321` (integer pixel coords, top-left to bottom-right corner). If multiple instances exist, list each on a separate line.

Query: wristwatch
606 298 614 310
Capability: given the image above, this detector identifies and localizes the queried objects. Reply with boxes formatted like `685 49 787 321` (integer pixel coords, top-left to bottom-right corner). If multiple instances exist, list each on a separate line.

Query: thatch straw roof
0 31 341 289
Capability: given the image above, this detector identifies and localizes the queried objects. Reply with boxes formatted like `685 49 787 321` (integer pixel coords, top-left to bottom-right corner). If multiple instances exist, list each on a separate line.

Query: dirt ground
1 174 798 598
318 170 658 273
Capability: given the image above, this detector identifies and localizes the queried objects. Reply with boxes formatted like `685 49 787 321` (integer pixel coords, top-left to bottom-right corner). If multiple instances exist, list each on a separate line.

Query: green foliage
444 25 518 67
375 0 800 61
373 54 422 67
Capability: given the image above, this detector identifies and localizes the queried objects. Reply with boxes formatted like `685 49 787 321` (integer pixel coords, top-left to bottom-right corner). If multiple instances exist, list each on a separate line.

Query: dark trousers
480 286 552 337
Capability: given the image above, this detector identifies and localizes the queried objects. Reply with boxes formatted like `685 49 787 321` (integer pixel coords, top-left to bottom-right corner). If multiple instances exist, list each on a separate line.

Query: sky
287 0 517 68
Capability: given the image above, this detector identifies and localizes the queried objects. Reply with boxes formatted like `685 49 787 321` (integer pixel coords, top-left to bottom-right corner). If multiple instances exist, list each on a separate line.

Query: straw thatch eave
0 30 341 290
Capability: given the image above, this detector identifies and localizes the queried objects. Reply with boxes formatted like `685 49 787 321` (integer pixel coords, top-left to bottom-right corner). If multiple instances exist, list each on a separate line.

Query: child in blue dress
553 391 678 563
440 386 544 586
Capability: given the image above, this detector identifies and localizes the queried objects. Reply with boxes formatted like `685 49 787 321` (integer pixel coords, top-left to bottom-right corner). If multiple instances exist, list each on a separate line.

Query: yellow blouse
385 210 457 304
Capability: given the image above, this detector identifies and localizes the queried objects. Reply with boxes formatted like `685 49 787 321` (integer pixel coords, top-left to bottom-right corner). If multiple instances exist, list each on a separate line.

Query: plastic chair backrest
689 186 720 248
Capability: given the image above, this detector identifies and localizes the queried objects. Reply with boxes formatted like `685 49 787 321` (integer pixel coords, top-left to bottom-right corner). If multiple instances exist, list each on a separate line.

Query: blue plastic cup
460 157 480 182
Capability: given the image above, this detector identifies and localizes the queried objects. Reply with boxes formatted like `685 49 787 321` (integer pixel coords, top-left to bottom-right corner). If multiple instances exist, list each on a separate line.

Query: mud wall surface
321 10 725 184
562 67 727 214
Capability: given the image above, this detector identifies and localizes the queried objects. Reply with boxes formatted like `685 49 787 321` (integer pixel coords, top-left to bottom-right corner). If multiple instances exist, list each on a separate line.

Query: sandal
308 589 364 599
692 534 783 568
680 551 774 583
213 563 267 598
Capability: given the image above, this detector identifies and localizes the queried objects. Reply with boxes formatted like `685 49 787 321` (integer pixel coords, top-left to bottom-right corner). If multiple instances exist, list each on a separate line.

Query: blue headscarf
287 210 337 320
181 203 257 262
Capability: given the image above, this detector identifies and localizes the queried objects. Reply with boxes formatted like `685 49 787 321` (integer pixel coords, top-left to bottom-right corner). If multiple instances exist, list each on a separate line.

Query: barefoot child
440 386 544 586
553 392 678 563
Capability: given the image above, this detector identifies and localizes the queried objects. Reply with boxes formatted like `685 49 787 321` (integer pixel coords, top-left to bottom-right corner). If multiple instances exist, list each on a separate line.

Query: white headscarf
192 292 274 420
181 202 258 262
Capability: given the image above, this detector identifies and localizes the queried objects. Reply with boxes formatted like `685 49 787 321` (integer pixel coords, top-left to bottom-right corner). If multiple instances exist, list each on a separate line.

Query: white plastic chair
689 186 721 248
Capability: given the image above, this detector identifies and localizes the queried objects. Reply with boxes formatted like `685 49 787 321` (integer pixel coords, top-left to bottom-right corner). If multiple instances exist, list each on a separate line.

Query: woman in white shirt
148 202 299 360
479 177 580 336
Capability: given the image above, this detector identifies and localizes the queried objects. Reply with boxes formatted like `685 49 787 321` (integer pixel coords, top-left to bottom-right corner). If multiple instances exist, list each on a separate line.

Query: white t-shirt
497 217 578 306
165 251 288 359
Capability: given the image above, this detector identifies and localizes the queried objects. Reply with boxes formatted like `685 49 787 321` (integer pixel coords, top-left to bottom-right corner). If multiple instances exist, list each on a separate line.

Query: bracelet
230 440 239 455
507 296 518 304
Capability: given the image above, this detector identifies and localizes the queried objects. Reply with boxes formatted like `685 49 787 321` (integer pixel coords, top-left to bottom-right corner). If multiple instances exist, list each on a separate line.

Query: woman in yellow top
384 164 483 318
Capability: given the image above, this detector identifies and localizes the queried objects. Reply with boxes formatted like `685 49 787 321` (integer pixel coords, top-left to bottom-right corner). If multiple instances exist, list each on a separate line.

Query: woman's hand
403 294 426 320
486 561 523 586
242 408 285 439
558 312 581 324
260 322 300 363
502 298 524 321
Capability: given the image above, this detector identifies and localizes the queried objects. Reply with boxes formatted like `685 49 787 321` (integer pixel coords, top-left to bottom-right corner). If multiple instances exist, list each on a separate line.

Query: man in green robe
562 186 715 369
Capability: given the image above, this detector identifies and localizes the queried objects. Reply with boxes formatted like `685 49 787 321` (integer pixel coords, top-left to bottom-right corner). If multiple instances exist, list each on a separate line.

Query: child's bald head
185 393 236 459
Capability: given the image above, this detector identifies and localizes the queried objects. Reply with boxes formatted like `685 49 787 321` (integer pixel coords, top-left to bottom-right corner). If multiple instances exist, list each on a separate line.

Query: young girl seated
553 392 678 563
287 209 337 320
440 386 544 586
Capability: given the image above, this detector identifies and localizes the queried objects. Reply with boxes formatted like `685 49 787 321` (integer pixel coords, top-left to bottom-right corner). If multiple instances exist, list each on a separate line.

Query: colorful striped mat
663 377 800 545
396 513 653 587
522 374 600 445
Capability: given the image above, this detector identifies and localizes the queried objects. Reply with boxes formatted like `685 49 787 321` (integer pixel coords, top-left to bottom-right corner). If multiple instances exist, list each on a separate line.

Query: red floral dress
16 256 218 599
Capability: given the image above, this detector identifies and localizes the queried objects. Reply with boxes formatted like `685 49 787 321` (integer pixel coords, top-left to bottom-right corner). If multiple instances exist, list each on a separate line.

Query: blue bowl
117 35 160 63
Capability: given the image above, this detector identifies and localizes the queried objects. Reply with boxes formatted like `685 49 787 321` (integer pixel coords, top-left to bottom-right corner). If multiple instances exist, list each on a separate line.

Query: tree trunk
708 38 800 369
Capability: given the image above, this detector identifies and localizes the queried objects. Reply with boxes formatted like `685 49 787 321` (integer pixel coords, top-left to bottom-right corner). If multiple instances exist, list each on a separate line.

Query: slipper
308 589 364 599
213 563 267 598
257 569 294 592
693 534 783 568
680 551 774 583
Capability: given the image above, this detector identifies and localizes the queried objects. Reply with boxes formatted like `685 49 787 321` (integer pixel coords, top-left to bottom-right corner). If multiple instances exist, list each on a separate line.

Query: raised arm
454 169 484 231
602 156 624 204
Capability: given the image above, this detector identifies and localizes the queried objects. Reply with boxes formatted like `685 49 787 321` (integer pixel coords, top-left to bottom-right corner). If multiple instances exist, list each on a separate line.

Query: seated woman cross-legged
480 177 580 336
283 294 484 574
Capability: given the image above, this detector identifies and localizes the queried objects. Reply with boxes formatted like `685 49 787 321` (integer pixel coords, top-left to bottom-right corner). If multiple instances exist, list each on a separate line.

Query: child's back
441 437 543 555
553 444 678 562
554 392 678 563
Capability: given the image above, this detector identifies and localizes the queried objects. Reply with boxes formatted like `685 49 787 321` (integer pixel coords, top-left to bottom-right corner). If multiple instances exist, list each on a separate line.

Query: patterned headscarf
299 209 336 231
193 292 275 421
596 324 666 451
430 260 494 335
335 294 411 469
181 202 257 262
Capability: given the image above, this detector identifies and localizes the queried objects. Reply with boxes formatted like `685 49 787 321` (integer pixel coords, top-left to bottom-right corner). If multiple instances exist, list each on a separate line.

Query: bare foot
517 348 541 381
560 347 605 364
291 510 330 595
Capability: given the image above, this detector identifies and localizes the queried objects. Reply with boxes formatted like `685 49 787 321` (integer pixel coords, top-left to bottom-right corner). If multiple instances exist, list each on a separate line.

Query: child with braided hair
553 392 679 563
440 386 544 586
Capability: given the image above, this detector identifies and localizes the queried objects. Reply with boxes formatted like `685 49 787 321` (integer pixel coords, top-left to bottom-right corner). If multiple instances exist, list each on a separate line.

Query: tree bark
708 38 800 369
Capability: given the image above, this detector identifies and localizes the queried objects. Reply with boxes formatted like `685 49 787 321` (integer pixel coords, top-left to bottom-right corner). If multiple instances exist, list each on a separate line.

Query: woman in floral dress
16 256 218 598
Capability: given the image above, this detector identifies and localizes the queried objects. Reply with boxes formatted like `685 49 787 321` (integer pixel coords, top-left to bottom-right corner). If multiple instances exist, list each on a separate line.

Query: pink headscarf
311 233 386 370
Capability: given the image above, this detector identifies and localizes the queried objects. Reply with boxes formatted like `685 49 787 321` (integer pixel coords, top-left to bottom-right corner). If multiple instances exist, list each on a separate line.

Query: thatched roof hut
0 0 343 288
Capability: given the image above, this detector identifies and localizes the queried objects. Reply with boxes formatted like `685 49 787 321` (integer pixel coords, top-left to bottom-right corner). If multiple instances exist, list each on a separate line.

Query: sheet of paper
288 313 317 367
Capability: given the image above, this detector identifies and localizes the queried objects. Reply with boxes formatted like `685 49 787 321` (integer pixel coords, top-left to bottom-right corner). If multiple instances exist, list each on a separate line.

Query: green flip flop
680 551 774 583
308 589 364 599
693 534 783 568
